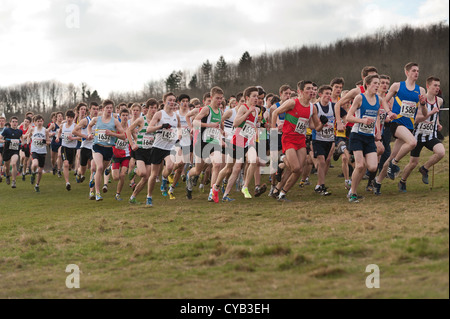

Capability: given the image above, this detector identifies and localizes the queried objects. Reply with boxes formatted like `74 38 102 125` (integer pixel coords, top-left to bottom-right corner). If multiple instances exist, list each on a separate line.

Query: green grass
0 140 448 298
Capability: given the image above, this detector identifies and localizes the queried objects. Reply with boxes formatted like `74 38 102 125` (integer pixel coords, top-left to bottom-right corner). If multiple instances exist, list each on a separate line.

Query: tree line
1 23 448 134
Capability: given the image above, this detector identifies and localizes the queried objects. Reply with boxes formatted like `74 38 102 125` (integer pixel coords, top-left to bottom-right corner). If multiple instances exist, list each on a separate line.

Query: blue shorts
51 140 62 153
93 144 113 162
348 133 376 156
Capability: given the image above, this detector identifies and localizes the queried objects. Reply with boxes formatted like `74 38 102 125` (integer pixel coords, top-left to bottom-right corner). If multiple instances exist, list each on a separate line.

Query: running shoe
34 185 40 193
22 173 25 181
115 194 123 201
387 159 400 180
373 181 382 196
168 173 174 185
212 186 219 203
145 197 153 207
102 184 108 193
320 185 332 196
89 175 95 188
222 179 228 194
222 195 235 202
268 185 275 196
241 187 252 199
11 180 16 188
75 174 81 183
96 193 103 201
53 167 57 175
104 166 111 176
208 189 213 202
299 180 305 188
398 180 407 193
348 194 360 203
57 170 62 178
181 174 186 182
254 184 267 197
168 190 176 200
186 187 192 200
278 194 291 202
419 166 429 184
18 165 23 174
199 184 205 193
89 191 95 200
304 177 310 185
160 178 168 196
66 183 71 191
79 175 85 183
30 172 36 185
366 180 374 192
6 175 10 185
129 197 141 205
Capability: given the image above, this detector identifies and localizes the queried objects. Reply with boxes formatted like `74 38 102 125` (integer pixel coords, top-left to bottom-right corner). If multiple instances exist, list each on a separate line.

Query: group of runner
0 62 445 205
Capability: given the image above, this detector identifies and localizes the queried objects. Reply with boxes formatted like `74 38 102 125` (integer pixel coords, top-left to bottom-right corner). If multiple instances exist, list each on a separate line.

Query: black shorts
312 140 333 158
0 147 3 158
80 147 93 167
150 147 171 165
390 122 413 139
345 126 352 139
348 133 377 156
51 140 61 153
194 141 222 160
92 144 114 162
277 133 283 151
76 140 82 150
32 152 46 168
21 144 30 157
335 136 348 148
411 138 441 157
306 135 312 154
130 149 136 160
61 146 77 165
3 149 20 162
135 148 152 165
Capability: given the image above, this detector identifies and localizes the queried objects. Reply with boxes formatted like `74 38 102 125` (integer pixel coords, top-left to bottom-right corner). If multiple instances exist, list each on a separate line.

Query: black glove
161 123 171 129
320 115 328 125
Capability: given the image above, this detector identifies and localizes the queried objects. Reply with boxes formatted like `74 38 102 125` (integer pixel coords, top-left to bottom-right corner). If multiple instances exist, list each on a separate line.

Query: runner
373 62 427 195
346 75 387 202
127 102 143 189
48 111 64 177
312 85 336 196
0 116 23 188
26 115 50 192
0 115 6 182
271 80 326 201
18 116 32 181
186 87 225 201
72 102 100 199
74 103 88 179
55 110 78 191
145 92 182 207
111 109 132 201
211 86 259 202
398 76 445 191
170 93 191 199
127 98 158 204
87 99 125 201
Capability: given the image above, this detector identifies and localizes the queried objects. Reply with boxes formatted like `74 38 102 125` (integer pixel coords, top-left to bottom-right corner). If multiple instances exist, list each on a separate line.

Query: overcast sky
0 0 448 97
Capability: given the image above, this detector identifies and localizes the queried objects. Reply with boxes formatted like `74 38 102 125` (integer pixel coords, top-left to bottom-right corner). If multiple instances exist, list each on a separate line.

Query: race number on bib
9 139 20 151
96 129 111 144
294 118 308 135
33 138 45 148
142 134 154 149
416 121 434 136
115 139 128 150
239 123 256 140
400 100 417 118
358 116 376 135
182 127 190 137
322 123 334 139
161 129 176 141
204 127 221 141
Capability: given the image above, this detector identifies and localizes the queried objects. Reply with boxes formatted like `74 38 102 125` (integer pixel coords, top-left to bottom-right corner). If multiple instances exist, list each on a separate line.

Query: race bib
204 127 221 141
321 123 334 139
400 100 417 118
115 139 128 150
294 118 308 135
9 139 19 151
33 138 45 148
161 128 177 141
96 129 111 144
63 133 70 143
142 134 154 149
359 116 376 135
239 123 256 140
379 110 387 124
416 121 434 136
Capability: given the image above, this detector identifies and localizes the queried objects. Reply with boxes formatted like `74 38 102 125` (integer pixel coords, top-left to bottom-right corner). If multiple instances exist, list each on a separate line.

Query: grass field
0 141 448 299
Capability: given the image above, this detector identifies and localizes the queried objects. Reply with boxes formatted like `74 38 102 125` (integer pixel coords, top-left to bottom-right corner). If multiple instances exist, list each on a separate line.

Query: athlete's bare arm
334 87 361 131
270 99 294 129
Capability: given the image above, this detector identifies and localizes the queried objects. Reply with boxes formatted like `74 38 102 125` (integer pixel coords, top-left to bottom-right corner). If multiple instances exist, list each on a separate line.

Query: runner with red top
271 80 326 202
112 108 132 201
211 86 259 203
